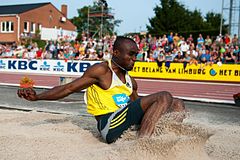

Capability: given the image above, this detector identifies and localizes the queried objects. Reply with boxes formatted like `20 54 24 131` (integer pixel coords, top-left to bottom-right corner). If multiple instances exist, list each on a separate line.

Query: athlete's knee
157 91 173 102
172 98 185 112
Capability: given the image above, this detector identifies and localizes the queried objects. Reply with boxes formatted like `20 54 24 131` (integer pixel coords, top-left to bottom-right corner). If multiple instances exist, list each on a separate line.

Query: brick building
0 2 76 43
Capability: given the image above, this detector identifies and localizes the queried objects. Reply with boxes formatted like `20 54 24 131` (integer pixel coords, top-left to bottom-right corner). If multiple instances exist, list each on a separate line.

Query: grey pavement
1 85 240 127
0 85 88 116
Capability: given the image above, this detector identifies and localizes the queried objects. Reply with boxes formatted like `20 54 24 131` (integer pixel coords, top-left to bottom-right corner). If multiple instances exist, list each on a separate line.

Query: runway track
0 73 239 104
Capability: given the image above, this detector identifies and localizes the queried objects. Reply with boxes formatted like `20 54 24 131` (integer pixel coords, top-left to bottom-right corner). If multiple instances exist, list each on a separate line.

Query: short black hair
113 36 136 52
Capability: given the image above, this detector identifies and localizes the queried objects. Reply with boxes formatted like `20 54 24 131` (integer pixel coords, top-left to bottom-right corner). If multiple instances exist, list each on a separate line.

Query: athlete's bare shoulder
83 61 110 79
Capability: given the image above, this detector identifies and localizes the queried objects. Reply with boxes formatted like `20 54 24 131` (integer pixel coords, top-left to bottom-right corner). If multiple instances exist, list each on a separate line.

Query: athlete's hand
17 88 37 101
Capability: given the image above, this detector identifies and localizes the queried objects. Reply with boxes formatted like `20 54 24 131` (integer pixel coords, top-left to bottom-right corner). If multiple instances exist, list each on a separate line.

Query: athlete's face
119 42 139 71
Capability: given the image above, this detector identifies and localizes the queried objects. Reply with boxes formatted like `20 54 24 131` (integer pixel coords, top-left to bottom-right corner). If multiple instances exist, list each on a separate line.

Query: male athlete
17 36 185 143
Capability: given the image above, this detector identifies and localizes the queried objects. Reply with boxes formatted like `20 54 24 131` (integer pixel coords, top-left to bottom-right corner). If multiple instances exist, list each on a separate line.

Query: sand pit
0 109 240 160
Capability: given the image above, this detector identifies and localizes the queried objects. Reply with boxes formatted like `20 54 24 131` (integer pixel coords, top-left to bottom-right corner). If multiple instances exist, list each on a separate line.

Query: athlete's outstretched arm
17 63 103 101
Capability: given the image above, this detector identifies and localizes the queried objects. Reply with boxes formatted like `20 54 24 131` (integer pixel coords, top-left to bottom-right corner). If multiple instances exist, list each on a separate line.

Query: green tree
205 12 227 32
147 0 192 35
147 0 226 36
71 6 89 39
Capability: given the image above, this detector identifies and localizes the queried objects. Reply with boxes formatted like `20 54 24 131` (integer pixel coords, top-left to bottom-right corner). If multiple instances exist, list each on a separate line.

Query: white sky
1 0 222 34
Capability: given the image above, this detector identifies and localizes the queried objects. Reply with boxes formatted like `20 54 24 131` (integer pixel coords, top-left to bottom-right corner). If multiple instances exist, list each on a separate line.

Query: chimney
61 4 67 18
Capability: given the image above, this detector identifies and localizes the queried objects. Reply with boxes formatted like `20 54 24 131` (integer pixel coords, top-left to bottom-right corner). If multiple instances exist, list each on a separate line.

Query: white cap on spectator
17 46 23 50
89 48 95 53
217 61 222 67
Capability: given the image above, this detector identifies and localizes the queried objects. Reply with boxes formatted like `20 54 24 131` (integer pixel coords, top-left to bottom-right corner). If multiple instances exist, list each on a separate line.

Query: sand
0 109 240 160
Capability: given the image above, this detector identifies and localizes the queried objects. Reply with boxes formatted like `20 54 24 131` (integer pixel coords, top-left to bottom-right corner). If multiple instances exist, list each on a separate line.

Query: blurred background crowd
0 32 239 66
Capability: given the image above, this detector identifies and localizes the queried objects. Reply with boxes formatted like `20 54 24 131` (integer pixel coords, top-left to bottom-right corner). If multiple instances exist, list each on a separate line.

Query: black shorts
97 98 144 143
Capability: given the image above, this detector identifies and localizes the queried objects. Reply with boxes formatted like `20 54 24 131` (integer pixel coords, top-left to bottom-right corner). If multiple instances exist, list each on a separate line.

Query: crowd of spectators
0 35 114 61
0 32 239 66
134 33 240 67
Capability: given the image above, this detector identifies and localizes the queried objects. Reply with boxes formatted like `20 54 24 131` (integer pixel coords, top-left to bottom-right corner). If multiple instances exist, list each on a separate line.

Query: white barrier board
0 59 100 77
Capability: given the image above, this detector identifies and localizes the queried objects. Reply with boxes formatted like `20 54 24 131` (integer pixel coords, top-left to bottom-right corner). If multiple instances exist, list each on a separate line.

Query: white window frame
0 21 14 33
23 21 29 32
38 24 42 35
38 24 42 31
30 22 35 33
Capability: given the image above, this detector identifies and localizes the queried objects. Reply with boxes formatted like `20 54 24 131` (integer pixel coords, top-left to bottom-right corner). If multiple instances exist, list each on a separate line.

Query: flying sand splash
112 112 213 160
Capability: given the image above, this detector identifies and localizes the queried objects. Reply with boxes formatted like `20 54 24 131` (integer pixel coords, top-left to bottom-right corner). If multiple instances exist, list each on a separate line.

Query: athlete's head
112 36 139 71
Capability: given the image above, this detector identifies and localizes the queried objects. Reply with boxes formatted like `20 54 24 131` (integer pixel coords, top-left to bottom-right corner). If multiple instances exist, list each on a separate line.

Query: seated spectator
79 43 85 55
188 41 195 50
63 49 71 60
171 48 178 58
173 51 184 63
149 37 157 51
156 51 165 67
168 32 173 44
74 41 80 57
189 51 198 66
161 34 168 47
26 48 36 60
102 50 112 61
217 52 226 64
136 50 144 61
225 47 236 63
142 42 149 61
78 54 86 60
173 33 180 47
1 47 14 58
43 50 52 59
189 58 198 66
219 46 226 54
233 45 240 63
97 50 103 60
204 35 212 50
187 49 198 58
68 47 76 60
164 41 172 53
224 34 231 45
165 51 173 68
197 34 204 49
200 49 214 68
14 46 25 58
148 51 155 62
165 51 173 62
180 41 189 56
58 50 65 60
36 48 43 59
187 34 193 44
232 34 239 46
210 50 218 63
152 46 163 60
200 49 211 63
183 53 191 63
87 50 98 60
88 46 96 55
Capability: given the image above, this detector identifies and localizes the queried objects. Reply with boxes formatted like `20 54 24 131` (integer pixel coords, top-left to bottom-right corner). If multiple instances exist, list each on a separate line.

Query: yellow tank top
85 60 133 116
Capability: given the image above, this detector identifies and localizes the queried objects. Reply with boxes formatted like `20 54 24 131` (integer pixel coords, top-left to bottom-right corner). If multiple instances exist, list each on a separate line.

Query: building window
38 24 42 31
37 24 42 35
30 22 35 33
24 21 29 32
1 21 14 33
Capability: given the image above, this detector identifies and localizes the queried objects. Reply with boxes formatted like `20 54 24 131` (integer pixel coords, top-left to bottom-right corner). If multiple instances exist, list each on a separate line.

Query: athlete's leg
170 98 186 122
171 98 185 112
138 91 173 137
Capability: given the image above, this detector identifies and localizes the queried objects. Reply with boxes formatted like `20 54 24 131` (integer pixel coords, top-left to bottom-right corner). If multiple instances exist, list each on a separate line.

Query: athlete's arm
130 77 139 101
17 63 105 101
